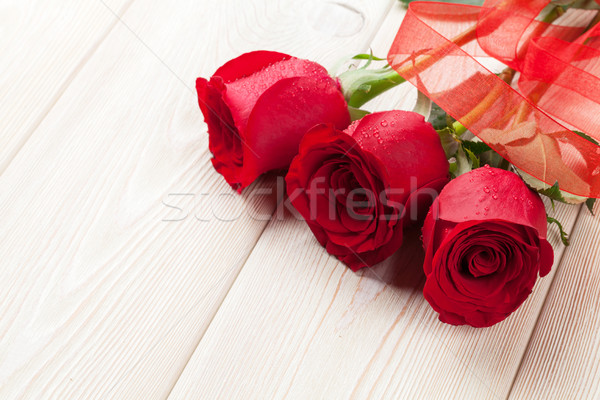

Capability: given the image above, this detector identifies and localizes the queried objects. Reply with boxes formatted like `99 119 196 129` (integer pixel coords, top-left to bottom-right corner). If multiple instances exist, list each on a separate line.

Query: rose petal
348 111 449 205
213 50 292 83
240 76 350 187
287 111 447 270
436 167 548 237
421 168 555 327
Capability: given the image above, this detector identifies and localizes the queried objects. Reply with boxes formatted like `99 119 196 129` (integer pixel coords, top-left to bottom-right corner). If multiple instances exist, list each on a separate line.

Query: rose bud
422 166 554 327
286 110 449 270
196 51 350 192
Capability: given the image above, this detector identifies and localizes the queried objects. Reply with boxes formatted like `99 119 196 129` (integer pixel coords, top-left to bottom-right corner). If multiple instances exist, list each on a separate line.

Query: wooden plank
168 203 579 400
509 203 599 400
168 4 583 399
0 0 133 173
0 0 394 398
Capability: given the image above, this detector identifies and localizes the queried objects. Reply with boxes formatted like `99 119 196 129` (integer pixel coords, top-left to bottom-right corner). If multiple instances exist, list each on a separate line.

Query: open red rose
196 51 350 192
286 110 449 270
422 166 554 327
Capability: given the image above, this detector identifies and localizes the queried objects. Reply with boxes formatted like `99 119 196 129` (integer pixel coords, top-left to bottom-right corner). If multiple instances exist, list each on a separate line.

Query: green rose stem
339 4 581 179
338 25 477 109
451 67 517 136
451 4 569 132
338 3 566 110
338 3 567 116
339 65 407 110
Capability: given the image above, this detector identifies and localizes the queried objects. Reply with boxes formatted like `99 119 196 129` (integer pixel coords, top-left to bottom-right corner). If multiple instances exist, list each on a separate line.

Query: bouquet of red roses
195 0 599 327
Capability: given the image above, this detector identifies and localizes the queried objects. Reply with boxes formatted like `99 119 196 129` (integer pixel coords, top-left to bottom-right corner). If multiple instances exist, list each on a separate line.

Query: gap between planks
0 0 399 398
166 4 591 398
506 204 585 398
162 1 397 396
508 201 600 399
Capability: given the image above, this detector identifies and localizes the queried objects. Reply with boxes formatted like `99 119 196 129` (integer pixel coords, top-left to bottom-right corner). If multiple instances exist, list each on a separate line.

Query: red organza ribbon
388 0 600 198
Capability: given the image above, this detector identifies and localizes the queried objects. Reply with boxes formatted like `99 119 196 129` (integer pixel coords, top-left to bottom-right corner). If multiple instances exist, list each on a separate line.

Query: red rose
196 51 350 192
422 166 554 327
286 110 449 270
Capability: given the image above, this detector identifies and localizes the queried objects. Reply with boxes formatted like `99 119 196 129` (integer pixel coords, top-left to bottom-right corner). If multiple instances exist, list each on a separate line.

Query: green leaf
428 103 450 131
352 53 386 62
449 162 458 176
357 83 372 94
464 147 480 169
518 175 568 204
348 107 370 122
461 140 492 156
413 90 432 119
438 128 460 159
536 181 567 203
337 65 406 108
479 148 505 169
451 147 473 178
586 198 596 215
573 130 599 146
547 216 570 246
352 52 386 70
517 170 590 205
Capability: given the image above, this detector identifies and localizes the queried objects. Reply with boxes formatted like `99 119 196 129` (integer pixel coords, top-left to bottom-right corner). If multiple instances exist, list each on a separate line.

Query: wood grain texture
0 0 394 398
168 201 579 400
509 203 599 400
0 0 133 174
168 6 584 399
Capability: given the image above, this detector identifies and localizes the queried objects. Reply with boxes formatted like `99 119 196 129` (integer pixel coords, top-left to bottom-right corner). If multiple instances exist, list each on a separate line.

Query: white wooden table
1 1 598 399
